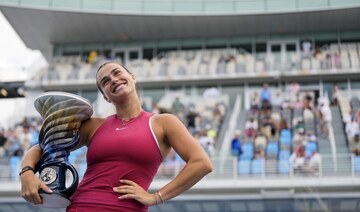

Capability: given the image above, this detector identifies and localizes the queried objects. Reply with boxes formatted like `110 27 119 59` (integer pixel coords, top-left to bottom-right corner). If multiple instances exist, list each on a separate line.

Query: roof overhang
0 6 360 51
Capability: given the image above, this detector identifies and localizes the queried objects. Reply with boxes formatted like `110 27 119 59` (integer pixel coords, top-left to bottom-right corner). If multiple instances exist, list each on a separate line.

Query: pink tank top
69 111 162 211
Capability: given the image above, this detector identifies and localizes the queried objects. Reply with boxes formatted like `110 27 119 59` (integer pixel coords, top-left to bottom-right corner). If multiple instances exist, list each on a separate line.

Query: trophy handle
60 161 79 198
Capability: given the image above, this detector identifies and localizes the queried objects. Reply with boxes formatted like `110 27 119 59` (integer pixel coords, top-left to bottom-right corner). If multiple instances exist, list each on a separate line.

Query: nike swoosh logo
115 128 127 131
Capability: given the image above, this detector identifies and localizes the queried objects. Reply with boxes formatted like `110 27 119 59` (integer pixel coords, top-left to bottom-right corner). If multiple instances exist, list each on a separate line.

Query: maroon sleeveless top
68 111 162 211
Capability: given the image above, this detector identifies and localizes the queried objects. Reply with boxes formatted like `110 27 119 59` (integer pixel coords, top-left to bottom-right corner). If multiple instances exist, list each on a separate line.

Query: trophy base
39 191 71 208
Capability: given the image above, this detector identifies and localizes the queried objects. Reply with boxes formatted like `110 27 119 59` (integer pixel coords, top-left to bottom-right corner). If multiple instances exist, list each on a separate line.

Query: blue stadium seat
238 159 251 175
239 143 254 160
9 156 21 179
278 159 290 174
278 150 291 160
279 129 292 147
266 142 279 158
251 158 264 175
280 129 292 139
305 142 318 157
354 156 360 173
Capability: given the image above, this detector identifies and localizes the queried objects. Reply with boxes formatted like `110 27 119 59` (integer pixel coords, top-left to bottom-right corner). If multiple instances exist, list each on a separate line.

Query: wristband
156 191 164 204
19 166 34 176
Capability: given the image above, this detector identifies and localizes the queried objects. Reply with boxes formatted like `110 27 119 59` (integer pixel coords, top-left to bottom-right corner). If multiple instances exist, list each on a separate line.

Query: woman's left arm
154 114 213 202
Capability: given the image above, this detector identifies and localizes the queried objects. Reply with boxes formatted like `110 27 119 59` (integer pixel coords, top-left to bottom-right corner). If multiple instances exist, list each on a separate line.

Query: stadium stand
1 0 360 211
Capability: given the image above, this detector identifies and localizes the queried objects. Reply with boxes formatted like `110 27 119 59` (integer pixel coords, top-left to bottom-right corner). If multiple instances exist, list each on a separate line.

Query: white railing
1 153 359 184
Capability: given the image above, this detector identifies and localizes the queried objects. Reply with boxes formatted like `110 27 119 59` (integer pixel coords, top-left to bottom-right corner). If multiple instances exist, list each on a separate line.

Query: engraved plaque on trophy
33 91 93 208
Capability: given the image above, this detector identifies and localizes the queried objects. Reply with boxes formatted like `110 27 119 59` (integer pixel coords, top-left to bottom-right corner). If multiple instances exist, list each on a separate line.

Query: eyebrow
100 67 121 85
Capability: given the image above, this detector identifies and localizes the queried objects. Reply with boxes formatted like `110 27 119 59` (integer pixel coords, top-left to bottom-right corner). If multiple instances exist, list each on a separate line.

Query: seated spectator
254 131 267 155
303 150 321 176
342 110 352 124
278 117 289 131
245 117 258 139
271 90 284 109
289 145 306 174
171 97 185 118
199 130 215 157
290 94 304 110
349 134 360 155
345 119 359 143
213 102 226 129
293 117 305 130
303 93 314 110
186 106 200 135
288 81 300 102
260 113 276 139
250 91 260 114
292 128 307 151
231 130 242 158
331 83 340 106
355 109 360 125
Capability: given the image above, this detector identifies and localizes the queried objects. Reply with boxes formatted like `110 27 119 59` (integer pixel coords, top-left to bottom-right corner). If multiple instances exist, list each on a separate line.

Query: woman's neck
115 101 142 121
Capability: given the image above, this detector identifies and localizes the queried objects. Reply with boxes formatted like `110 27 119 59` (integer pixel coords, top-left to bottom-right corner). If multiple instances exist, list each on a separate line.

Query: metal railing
1 153 359 184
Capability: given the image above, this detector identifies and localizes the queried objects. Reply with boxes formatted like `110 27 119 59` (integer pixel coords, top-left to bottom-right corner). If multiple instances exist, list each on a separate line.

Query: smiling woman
20 61 213 212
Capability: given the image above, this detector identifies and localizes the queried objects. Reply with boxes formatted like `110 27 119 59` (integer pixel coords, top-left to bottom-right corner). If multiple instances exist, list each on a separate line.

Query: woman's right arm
20 144 53 205
20 117 101 204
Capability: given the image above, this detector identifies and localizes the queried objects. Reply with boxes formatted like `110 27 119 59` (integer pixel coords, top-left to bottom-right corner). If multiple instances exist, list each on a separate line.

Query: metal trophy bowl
33 91 93 208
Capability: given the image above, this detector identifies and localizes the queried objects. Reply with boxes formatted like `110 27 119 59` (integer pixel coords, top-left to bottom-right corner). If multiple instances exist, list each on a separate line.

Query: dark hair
96 61 132 94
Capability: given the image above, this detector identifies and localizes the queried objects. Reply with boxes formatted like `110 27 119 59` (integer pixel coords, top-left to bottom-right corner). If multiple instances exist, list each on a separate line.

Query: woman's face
96 63 136 102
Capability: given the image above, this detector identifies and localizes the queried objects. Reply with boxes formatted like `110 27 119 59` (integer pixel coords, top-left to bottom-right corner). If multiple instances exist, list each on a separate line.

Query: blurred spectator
213 102 226 129
289 145 306 174
199 130 215 157
171 97 185 118
293 117 305 130
260 112 276 139
302 40 312 58
206 125 218 144
0 128 7 157
254 131 267 155
303 150 321 176
355 109 360 125
18 126 32 154
250 91 260 114
244 117 258 139
345 119 359 143
292 128 307 151
291 94 304 110
350 134 360 155
342 110 352 124
231 130 242 158
271 90 284 109
303 93 314 110
87 50 98 64
203 87 221 99
331 83 340 106
260 83 272 111
288 81 300 102
313 46 321 58
319 102 332 138
278 117 290 133
186 106 199 135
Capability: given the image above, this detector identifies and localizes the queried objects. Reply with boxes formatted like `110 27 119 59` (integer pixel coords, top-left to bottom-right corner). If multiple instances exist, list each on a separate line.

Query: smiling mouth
112 82 126 93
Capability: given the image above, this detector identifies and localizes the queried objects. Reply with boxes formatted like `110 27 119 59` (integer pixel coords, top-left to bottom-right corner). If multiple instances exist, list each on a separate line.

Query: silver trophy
33 91 93 208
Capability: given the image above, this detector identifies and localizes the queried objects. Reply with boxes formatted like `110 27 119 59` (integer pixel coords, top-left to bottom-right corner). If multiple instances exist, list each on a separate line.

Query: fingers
119 179 136 186
22 189 43 204
40 183 53 194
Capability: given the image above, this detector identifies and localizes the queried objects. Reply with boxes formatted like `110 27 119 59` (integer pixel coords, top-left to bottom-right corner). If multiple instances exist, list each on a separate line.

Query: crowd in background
229 81 341 176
